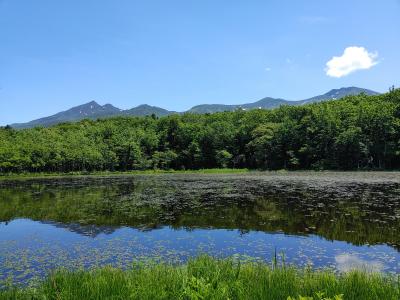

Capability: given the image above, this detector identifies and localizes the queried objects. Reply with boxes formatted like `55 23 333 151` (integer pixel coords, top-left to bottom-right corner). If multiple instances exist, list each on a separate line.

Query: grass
0 168 250 180
2 169 400 182
1 256 399 300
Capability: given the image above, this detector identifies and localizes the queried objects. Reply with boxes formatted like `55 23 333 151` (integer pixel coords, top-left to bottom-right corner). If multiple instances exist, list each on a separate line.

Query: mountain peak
301 87 378 104
69 101 102 111
102 103 115 108
124 104 175 117
82 100 101 107
325 87 378 95
102 103 121 111
135 104 153 108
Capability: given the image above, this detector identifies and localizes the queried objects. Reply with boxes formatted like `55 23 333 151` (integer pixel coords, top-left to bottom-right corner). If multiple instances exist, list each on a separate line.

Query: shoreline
1 168 400 182
0 168 250 180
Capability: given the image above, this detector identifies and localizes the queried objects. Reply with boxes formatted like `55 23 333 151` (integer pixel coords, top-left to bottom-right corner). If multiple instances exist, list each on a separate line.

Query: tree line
1 89 399 173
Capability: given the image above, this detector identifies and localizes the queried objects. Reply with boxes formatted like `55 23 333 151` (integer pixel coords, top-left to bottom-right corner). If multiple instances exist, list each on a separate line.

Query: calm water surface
0 172 399 286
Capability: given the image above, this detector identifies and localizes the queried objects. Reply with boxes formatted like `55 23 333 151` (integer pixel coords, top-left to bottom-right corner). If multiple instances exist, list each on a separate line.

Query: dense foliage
1 89 400 173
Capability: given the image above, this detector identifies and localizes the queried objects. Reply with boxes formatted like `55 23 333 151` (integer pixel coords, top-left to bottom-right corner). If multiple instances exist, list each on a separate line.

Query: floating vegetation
0 172 399 287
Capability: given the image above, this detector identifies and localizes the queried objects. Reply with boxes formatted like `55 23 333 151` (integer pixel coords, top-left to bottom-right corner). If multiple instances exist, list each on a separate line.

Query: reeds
1 255 399 299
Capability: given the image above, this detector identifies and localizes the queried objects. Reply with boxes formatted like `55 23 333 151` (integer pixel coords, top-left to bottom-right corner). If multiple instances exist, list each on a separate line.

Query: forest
1 88 399 173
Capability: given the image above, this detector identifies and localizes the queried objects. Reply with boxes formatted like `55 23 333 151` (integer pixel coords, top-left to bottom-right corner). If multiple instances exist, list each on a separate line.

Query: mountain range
10 87 379 129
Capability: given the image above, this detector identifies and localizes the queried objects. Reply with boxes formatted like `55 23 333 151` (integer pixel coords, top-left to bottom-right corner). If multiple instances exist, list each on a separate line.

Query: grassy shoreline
2 168 400 181
1 256 399 300
0 168 250 180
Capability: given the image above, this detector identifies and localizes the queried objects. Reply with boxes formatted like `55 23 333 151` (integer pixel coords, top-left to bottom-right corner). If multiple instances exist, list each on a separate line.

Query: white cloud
265 67 272 71
325 46 378 78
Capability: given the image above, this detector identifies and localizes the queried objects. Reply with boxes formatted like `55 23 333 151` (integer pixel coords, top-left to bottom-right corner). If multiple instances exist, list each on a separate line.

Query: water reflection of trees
0 176 399 249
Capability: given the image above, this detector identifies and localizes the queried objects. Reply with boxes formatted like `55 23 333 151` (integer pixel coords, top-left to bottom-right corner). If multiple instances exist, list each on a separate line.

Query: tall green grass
1 256 399 299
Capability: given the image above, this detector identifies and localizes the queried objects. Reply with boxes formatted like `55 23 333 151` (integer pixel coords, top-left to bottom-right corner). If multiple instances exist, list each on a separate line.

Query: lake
0 172 399 287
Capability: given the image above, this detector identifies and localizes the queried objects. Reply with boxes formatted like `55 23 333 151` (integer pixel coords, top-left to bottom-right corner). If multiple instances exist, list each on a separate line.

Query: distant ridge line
10 87 379 129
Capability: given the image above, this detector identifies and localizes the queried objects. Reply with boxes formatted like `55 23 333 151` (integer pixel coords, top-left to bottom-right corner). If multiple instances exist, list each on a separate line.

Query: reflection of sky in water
335 253 385 273
1 219 399 287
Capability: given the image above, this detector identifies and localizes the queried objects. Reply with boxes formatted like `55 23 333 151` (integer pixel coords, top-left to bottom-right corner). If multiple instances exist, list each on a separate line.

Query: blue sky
1 0 399 124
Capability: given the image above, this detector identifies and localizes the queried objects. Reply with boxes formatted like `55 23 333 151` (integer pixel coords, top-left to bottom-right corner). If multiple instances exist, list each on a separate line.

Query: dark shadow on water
1 173 399 249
